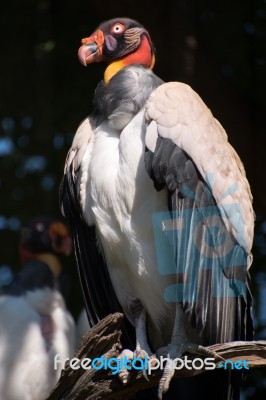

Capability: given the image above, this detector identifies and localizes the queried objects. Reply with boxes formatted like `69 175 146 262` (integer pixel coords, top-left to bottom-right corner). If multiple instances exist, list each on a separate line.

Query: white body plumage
0 288 75 400
82 110 173 346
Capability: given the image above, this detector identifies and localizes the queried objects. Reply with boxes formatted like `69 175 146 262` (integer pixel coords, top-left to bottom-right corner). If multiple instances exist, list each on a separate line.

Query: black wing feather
60 161 135 347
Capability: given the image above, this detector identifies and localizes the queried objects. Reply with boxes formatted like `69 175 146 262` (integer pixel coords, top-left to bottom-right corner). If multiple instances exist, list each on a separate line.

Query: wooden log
47 313 266 400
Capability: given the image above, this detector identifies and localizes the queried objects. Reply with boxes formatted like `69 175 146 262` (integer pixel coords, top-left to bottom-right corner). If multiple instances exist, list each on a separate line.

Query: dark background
0 0 266 398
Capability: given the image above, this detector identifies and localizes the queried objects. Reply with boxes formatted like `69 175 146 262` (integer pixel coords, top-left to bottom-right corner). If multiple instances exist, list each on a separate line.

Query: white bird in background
60 18 254 399
0 217 76 400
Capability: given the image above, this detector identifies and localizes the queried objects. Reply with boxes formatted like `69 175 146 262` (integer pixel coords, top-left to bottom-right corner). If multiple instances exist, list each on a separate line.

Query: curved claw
183 343 225 362
142 368 149 382
133 348 150 381
156 341 225 398
158 357 175 400
118 368 130 385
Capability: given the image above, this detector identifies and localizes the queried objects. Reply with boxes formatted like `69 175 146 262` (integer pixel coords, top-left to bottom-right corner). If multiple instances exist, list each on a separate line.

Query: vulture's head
19 216 73 276
78 18 155 83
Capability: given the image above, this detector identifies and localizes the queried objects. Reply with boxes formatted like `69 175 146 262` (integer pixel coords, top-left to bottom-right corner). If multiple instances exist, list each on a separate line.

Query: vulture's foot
156 342 223 399
157 341 223 360
117 296 152 383
117 348 151 384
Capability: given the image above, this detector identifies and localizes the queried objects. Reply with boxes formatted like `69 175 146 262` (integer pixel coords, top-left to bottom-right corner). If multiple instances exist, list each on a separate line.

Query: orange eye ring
111 23 125 35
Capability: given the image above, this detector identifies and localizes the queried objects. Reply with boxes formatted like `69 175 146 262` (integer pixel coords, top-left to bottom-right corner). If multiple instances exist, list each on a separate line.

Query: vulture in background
60 18 254 399
19 216 73 302
0 217 76 400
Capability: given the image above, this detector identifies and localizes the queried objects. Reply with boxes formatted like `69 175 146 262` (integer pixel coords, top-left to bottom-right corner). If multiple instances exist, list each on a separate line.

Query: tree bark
47 313 266 400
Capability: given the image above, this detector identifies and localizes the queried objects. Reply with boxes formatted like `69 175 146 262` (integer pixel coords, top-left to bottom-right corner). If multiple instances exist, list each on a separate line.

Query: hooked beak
60 236 73 256
49 222 73 256
78 29 105 66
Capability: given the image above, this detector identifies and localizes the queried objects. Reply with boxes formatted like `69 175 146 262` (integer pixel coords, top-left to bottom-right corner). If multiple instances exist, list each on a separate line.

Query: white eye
111 23 125 35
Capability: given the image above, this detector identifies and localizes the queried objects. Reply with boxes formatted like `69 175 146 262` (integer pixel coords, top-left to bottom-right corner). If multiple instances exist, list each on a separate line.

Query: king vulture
0 217 76 400
19 216 73 301
60 18 254 399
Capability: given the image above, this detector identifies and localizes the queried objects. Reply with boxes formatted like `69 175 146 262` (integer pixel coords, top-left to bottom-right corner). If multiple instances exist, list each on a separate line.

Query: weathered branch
47 313 266 400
